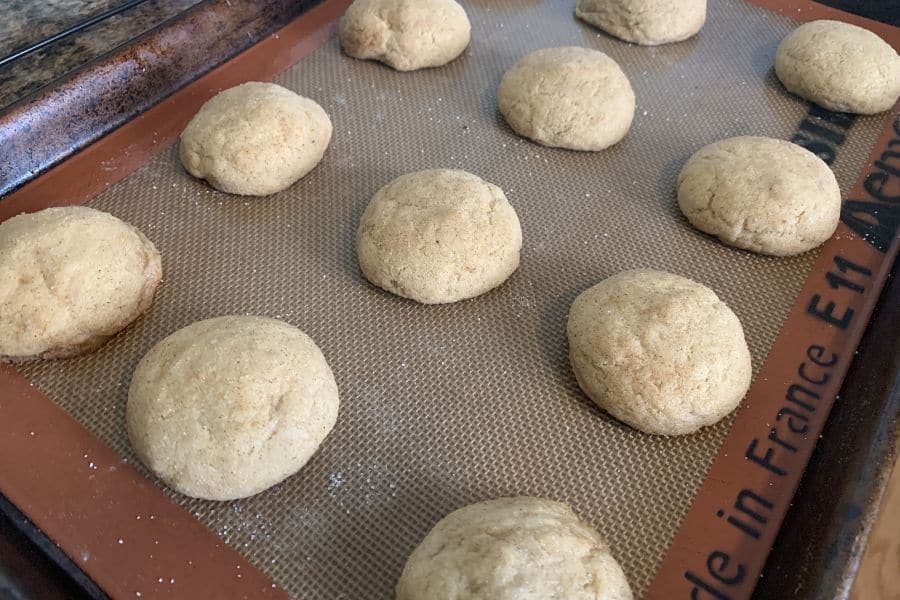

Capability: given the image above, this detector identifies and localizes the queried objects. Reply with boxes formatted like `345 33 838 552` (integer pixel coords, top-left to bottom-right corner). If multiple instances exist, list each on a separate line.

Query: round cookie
677 136 841 256
339 0 471 71
356 169 522 304
497 47 635 151
397 497 633 600
127 316 340 501
567 270 751 436
775 20 900 115
575 0 706 46
0 206 162 362
179 82 332 196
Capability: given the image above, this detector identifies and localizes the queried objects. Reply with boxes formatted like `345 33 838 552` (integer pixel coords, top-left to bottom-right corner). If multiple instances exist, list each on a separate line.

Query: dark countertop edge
0 0 324 198
0 494 106 600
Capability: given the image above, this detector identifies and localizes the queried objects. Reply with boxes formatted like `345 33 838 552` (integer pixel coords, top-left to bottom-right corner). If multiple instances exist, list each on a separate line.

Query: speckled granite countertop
0 0 203 110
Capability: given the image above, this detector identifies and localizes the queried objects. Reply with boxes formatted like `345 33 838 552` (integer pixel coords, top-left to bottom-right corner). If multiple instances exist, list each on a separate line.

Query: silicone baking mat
5 0 897 597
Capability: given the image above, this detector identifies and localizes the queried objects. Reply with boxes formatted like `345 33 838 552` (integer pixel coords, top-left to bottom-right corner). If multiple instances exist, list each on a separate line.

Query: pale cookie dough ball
575 0 706 46
397 497 633 600
0 207 162 362
179 82 332 196
127 316 340 501
356 169 522 304
567 270 751 436
775 20 900 115
677 136 841 256
339 0 471 71
497 47 635 151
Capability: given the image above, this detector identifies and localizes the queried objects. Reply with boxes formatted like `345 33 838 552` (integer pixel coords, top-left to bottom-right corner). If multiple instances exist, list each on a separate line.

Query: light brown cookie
127 316 340 501
357 169 522 304
775 20 900 115
179 82 332 196
497 47 635 151
397 497 633 600
677 136 841 256
339 0 471 71
567 270 751 436
0 206 162 362
575 0 706 46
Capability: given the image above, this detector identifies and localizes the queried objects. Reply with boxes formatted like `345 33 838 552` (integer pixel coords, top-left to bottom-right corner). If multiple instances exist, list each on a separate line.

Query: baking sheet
16 1 887 596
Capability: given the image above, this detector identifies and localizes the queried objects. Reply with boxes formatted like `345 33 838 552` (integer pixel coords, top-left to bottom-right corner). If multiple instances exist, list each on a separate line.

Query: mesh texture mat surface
18 0 887 597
